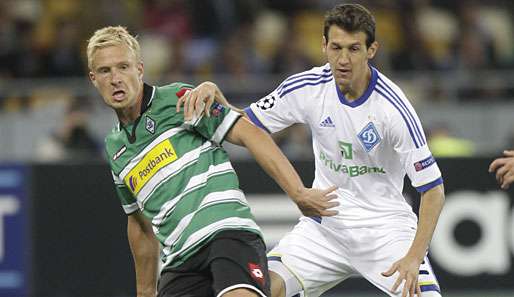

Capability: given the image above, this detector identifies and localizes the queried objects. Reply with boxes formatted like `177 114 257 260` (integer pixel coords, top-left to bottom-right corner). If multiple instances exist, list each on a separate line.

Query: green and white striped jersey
105 83 261 268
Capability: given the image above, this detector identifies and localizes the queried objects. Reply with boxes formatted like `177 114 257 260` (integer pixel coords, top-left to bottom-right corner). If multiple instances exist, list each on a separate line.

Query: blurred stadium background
0 0 513 296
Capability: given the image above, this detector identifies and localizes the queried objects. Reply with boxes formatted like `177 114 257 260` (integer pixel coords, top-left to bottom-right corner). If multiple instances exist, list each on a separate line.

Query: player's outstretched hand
176 81 226 121
292 185 339 217
488 150 514 189
381 255 422 297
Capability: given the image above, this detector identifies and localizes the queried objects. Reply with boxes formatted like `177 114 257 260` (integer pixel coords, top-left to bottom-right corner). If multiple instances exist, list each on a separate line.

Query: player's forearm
408 184 445 261
213 87 244 113
128 217 159 296
241 127 306 200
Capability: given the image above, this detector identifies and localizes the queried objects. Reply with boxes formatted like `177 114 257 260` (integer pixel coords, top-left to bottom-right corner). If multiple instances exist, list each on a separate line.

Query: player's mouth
112 90 126 102
336 68 351 78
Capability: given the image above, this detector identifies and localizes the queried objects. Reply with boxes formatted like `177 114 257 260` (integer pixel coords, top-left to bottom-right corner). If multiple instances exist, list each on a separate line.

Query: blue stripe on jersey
244 106 271 133
267 256 282 262
282 66 331 83
375 87 421 148
277 72 333 95
415 177 443 193
377 78 426 145
279 77 334 98
420 284 441 293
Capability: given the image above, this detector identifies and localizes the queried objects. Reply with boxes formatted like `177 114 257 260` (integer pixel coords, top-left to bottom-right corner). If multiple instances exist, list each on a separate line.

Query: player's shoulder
275 63 333 99
155 82 195 103
374 68 408 101
104 124 125 161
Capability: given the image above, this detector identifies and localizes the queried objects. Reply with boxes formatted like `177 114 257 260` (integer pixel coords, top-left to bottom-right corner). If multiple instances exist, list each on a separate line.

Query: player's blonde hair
87 26 141 70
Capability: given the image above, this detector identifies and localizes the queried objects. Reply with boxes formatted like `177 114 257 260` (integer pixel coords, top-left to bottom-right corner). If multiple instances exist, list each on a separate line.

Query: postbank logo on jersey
358 122 381 152
124 139 177 194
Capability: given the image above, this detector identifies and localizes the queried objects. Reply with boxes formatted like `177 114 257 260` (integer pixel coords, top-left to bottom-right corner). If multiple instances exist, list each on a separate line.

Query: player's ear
322 36 327 54
89 71 97 87
367 41 379 60
137 62 144 80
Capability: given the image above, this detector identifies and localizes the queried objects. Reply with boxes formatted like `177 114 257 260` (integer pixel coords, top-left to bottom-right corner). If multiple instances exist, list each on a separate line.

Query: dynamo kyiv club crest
358 122 381 152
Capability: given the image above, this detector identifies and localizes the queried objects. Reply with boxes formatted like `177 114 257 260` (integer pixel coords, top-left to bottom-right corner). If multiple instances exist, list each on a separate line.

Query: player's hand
381 254 422 297
176 81 220 121
489 150 514 189
292 185 339 217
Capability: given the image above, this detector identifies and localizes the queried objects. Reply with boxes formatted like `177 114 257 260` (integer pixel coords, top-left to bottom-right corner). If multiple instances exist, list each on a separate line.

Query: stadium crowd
0 0 513 161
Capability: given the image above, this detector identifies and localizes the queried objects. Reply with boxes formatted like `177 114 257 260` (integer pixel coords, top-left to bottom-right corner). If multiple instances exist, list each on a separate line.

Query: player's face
323 25 377 94
89 45 143 111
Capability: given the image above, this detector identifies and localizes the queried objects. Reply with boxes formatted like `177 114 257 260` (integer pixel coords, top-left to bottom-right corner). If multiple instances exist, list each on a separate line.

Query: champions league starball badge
256 95 277 110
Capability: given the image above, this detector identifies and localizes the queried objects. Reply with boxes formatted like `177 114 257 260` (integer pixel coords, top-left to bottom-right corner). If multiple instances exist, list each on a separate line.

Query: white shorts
268 217 441 297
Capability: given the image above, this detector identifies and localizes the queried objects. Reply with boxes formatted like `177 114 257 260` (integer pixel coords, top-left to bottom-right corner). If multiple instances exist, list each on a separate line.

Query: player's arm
225 116 338 217
382 184 445 297
176 81 244 119
127 211 159 297
410 184 445 259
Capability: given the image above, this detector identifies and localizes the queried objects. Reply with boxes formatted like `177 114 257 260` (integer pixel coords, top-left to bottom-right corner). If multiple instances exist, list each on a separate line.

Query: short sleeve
244 79 308 133
389 104 443 193
111 170 139 214
190 103 241 146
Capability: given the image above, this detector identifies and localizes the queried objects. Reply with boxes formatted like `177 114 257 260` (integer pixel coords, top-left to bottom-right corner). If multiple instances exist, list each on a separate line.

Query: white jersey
245 64 443 229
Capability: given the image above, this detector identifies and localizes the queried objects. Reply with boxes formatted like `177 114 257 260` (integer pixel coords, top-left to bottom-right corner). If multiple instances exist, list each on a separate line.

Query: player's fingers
321 193 338 201
204 94 215 118
177 90 191 113
183 91 191 119
322 185 338 195
381 263 398 277
320 209 338 216
416 283 422 297
196 89 209 114
326 200 340 207
407 276 415 297
495 165 509 183
176 93 185 112
391 275 403 293
187 90 198 120
501 172 514 189
503 150 514 157
489 158 506 172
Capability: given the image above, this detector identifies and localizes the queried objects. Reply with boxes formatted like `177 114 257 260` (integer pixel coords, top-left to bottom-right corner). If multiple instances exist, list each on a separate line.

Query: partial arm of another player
176 81 243 119
382 184 445 297
489 150 514 189
128 211 160 297
225 116 339 217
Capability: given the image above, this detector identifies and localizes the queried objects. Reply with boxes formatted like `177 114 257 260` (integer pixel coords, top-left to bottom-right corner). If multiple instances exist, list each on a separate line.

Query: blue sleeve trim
244 106 271 133
416 177 443 193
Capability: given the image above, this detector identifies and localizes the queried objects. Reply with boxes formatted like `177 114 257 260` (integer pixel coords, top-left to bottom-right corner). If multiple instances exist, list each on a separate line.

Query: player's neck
116 92 144 125
342 68 371 101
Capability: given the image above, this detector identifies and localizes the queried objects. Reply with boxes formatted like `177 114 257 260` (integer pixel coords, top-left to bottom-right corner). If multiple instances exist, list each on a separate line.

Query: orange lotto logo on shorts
248 263 265 286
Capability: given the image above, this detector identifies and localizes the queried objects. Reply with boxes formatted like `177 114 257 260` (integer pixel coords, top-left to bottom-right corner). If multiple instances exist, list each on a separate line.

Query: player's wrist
289 186 308 203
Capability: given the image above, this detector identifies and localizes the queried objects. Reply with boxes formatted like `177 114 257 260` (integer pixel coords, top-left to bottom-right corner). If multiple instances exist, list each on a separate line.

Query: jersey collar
335 65 377 108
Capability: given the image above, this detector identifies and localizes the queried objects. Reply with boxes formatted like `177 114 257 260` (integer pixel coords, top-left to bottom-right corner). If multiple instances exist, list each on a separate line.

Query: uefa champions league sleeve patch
255 94 277 110
414 155 436 171
357 122 381 152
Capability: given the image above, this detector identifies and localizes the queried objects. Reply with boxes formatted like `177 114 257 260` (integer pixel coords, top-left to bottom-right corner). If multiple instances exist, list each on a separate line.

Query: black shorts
157 230 270 297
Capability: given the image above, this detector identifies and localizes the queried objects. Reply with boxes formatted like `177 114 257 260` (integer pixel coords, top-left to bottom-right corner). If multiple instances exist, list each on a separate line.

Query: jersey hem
415 177 443 193
244 107 271 133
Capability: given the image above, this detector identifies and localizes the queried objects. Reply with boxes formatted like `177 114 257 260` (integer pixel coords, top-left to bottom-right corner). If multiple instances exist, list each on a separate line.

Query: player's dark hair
324 4 376 48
